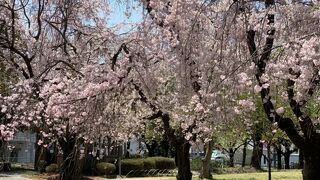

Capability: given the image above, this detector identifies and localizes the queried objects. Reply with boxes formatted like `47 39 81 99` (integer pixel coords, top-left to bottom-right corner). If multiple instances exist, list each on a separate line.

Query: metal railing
125 169 177 177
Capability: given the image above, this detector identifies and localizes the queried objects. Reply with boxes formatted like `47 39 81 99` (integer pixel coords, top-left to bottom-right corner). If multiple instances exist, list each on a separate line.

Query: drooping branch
37 60 84 79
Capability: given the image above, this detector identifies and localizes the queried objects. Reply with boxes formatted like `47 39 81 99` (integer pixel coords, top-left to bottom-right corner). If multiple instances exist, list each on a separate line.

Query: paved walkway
0 174 174 180
0 173 175 180
0 173 30 180
99 178 173 180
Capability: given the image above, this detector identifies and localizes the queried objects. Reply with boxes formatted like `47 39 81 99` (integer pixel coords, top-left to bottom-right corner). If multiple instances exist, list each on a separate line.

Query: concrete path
0 173 175 180
100 178 173 180
0 173 30 180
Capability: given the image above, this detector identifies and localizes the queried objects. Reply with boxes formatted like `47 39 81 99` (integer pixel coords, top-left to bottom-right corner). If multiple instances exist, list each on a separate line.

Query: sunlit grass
212 170 302 180
20 169 303 180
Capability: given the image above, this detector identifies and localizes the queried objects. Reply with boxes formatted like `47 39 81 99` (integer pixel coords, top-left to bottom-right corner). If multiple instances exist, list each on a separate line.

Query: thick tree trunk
241 140 247 167
176 141 192 180
246 1 320 180
160 138 170 157
302 154 320 180
284 152 290 169
251 141 262 169
276 148 282 169
229 149 235 167
59 138 83 180
200 140 213 179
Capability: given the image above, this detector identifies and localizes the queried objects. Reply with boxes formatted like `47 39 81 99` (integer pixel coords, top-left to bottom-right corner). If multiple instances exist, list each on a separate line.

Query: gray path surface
0 173 30 180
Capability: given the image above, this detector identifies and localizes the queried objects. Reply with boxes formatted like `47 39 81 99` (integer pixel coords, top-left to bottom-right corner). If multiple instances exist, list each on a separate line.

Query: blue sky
107 0 143 30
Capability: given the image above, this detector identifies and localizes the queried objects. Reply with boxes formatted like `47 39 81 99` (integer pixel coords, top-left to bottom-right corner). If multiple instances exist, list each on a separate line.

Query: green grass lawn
212 170 302 180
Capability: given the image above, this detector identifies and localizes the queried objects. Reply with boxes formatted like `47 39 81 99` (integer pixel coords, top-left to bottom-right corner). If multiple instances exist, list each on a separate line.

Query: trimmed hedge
38 160 47 173
142 158 156 170
120 157 176 175
96 162 116 175
121 159 144 174
148 157 175 170
45 164 59 173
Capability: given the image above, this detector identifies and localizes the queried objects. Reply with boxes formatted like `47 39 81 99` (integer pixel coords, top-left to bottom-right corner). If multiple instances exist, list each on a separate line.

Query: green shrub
143 158 156 170
96 162 116 175
191 158 202 171
121 159 144 174
211 160 224 169
38 160 47 173
148 157 175 170
45 164 59 173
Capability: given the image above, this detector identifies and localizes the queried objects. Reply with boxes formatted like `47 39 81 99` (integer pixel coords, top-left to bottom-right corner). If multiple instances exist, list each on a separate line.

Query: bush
191 158 202 171
143 158 156 170
38 160 47 173
96 162 116 175
211 160 224 169
45 164 59 173
148 157 175 170
121 159 144 174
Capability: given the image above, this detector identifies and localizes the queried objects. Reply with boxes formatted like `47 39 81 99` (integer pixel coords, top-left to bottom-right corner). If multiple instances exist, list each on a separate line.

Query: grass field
212 170 302 180
161 170 303 180
20 169 303 180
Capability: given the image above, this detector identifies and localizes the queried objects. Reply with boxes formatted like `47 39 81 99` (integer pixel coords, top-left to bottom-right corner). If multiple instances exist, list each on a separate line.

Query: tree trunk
276 148 282 169
59 138 83 180
160 137 170 157
159 113 192 180
251 141 262 169
299 150 304 169
175 141 192 180
251 121 263 170
267 143 271 180
273 148 276 168
146 140 157 157
241 140 247 167
229 149 235 167
200 140 213 179
284 152 290 169
302 154 320 180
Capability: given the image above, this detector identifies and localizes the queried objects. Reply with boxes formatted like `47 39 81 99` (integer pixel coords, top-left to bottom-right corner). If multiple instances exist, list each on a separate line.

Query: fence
125 169 177 177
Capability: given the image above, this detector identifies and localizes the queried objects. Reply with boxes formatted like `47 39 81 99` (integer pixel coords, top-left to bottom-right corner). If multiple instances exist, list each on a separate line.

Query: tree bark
59 136 83 180
302 154 320 180
276 148 282 169
251 138 262 169
283 152 290 169
267 143 271 180
299 150 304 169
146 140 157 157
228 149 235 167
241 140 247 167
160 137 170 157
175 140 192 180
200 140 213 179
158 113 193 180
245 1 320 180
